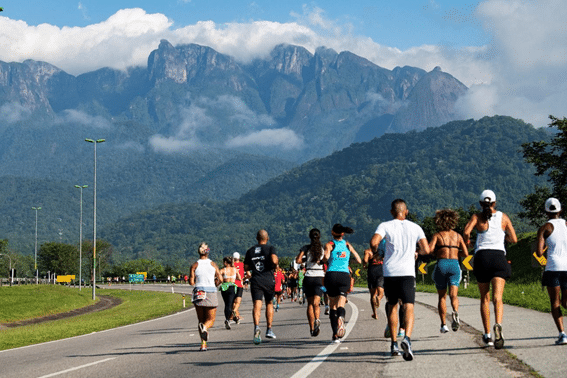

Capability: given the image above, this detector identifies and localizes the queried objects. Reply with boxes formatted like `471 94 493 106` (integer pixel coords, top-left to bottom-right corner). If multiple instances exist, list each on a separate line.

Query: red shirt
234 262 245 288
274 271 285 292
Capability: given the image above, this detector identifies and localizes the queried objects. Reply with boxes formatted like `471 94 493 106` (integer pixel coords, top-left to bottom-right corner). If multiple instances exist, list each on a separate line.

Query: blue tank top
327 240 350 273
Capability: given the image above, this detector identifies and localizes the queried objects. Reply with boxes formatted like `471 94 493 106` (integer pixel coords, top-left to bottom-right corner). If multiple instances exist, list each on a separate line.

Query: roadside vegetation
0 287 186 351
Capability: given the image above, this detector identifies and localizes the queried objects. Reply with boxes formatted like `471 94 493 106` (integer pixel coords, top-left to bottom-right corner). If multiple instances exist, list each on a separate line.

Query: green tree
521 115 567 226
38 242 79 275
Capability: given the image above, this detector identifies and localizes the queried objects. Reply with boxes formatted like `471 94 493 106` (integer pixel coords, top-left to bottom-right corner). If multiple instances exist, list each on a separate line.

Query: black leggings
221 288 237 320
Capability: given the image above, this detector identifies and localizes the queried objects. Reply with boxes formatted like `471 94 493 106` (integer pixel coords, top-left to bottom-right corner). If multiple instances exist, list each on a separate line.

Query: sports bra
222 268 236 280
435 233 459 251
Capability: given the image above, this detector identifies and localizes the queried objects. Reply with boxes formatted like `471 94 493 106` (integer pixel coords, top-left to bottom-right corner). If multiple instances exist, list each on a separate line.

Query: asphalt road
0 284 564 378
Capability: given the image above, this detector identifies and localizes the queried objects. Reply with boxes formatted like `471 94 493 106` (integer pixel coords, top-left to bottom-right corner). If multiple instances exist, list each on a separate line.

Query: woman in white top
189 242 222 351
464 190 517 349
536 198 567 345
296 228 326 337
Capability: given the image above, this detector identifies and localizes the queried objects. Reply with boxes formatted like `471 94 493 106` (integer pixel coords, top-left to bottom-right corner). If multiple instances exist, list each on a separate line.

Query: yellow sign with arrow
533 252 547 266
462 256 474 271
418 262 427 275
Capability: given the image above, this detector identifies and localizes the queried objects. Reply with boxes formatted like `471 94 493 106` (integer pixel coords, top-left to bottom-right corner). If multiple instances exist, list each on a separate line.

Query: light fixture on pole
74 184 88 291
85 138 104 301
0 253 12 286
31 206 41 284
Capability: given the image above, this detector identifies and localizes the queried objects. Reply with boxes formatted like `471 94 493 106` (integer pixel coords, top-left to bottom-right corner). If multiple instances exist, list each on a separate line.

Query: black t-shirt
244 244 276 286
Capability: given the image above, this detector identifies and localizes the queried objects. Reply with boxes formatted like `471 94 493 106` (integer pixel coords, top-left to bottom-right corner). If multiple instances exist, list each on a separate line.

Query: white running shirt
475 211 506 253
375 219 426 277
545 218 567 272
195 259 217 291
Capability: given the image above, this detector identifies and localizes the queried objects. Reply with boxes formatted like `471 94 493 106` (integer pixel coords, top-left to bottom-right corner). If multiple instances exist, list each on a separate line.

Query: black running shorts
324 271 351 298
367 264 384 289
250 282 275 303
235 286 244 298
384 276 416 305
542 270 567 290
473 249 511 283
303 276 324 298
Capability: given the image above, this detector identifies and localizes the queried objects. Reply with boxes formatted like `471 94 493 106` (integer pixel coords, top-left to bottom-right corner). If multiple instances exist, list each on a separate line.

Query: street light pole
32 206 41 284
0 253 12 286
74 185 88 291
85 138 104 301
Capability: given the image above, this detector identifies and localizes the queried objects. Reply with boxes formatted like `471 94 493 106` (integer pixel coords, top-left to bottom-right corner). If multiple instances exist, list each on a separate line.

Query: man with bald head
244 229 279 344
370 199 430 361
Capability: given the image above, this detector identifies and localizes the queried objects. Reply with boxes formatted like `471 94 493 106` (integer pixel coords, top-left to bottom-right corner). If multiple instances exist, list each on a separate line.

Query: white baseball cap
232 252 240 259
545 198 561 213
479 189 496 204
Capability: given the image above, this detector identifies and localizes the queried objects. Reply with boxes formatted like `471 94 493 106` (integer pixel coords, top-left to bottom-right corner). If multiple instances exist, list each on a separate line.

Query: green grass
0 286 187 351
0 285 94 323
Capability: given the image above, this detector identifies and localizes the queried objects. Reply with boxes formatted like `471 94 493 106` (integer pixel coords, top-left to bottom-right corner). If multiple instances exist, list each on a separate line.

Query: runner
298 267 305 305
296 228 326 337
189 242 223 351
429 209 468 333
370 199 430 361
219 256 242 330
273 265 286 312
288 269 298 302
536 198 567 345
244 229 279 344
231 252 245 324
464 190 517 349
363 241 385 320
323 224 362 343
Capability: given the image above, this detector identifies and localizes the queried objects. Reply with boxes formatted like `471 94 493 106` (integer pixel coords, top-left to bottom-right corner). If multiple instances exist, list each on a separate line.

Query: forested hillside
101 116 550 265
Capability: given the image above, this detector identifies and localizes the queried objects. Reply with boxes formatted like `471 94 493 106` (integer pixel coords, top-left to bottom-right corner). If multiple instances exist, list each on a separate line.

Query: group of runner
188 190 567 359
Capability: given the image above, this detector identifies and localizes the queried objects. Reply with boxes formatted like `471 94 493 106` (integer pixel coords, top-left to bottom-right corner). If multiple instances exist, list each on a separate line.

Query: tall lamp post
32 206 41 284
0 253 12 286
74 185 88 291
85 138 104 300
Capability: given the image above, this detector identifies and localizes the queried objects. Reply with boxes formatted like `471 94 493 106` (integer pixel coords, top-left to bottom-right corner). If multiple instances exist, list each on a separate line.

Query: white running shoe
451 312 460 332
440 324 449 333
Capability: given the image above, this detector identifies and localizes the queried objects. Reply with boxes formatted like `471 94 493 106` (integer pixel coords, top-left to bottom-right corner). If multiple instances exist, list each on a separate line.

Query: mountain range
0 40 471 254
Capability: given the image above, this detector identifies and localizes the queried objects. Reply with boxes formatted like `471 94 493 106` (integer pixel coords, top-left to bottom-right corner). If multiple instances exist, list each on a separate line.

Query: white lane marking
290 300 359 378
36 358 117 378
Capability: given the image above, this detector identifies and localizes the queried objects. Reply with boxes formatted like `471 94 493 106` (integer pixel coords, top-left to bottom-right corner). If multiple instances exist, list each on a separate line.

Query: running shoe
391 342 401 356
371 313 378 319
384 325 391 338
440 324 449 333
275 305 279 312
400 336 414 361
493 323 504 349
398 328 405 338
556 333 567 345
312 318 321 337
266 328 277 339
200 341 207 351
451 312 460 332
225 319 231 330
253 327 262 345
482 334 494 347
234 316 241 324
336 316 346 338
198 323 208 342
324 306 330 315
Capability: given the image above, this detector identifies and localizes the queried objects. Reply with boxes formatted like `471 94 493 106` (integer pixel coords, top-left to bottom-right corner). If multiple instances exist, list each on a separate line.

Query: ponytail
480 203 493 221
308 228 323 262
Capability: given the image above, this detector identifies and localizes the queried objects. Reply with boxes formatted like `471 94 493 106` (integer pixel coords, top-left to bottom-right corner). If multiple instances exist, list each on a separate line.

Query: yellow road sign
418 262 427 275
462 256 474 271
533 252 547 266
56 275 76 283
355 269 360 277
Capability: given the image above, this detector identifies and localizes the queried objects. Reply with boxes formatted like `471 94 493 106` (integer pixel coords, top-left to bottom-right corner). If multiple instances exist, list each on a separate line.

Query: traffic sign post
418 262 427 284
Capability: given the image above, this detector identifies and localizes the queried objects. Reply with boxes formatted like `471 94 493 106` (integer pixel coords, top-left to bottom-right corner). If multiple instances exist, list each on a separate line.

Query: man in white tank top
536 198 567 345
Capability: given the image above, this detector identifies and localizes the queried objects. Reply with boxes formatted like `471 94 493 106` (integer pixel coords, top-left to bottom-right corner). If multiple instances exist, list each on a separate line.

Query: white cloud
0 102 31 123
0 1 565 128
149 135 199 153
56 109 111 128
226 128 304 150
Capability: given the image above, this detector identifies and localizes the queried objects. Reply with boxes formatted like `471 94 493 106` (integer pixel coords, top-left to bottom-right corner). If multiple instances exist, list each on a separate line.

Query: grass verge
0 287 186 351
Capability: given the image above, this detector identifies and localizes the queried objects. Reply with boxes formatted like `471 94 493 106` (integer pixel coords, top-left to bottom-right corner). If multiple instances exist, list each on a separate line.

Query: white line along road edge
290 300 359 378
37 358 117 378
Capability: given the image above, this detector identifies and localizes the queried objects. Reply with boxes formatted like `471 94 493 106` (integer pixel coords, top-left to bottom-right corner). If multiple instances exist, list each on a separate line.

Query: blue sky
1 0 567 128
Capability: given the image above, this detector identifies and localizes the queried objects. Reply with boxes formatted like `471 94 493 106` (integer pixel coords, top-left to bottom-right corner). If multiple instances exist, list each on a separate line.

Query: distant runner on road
323 224 362 343
536 197 567 345
429 209 468 333
231 252 245 324
244 229 279 344
219 256 242 330
363 242 385 320
371 199 430 361
189 242 223 351
464 190 517 349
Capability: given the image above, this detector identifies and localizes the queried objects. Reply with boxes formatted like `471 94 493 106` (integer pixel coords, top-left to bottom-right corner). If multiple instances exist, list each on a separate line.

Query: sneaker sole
312 319 321 337
400 340 414 361
253 330 262 345
494 324 504 349
198 323 208 342
452 313 460 332
337 316 346 338
225 321 231 330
